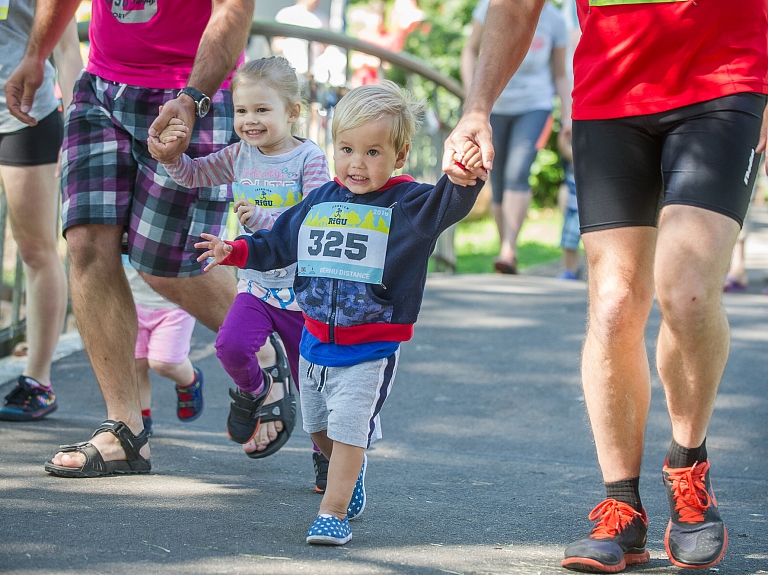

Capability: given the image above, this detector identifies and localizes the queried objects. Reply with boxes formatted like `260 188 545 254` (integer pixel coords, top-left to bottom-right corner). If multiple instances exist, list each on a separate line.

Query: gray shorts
299 350 400 449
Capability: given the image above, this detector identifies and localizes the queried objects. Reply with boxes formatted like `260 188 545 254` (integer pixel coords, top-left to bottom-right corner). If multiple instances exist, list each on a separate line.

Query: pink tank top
86 0 241 90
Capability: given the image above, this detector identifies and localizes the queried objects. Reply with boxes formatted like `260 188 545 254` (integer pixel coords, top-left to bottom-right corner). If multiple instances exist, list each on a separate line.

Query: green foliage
346 0 567 207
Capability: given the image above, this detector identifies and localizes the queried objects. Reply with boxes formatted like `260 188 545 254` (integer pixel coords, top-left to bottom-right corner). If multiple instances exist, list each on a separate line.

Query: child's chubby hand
448 141 488 186
234 198 257 227
194 232 233 272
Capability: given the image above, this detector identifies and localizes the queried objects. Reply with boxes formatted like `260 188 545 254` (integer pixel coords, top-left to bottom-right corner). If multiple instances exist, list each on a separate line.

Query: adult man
445 0 767 571
5 0 254 477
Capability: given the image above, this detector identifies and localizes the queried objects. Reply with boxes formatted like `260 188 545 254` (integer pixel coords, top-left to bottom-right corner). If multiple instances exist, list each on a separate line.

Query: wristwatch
177 86 211 118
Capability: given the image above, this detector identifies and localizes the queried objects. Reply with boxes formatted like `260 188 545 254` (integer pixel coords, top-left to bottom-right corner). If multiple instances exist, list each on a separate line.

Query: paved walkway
2 208 768 574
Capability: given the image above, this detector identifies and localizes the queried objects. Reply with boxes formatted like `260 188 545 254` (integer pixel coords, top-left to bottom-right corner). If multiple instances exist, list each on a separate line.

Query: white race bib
232 182 302 215
297 203 392 285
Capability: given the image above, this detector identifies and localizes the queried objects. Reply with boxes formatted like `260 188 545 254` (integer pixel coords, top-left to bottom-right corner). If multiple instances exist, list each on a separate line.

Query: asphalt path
2 213 768 574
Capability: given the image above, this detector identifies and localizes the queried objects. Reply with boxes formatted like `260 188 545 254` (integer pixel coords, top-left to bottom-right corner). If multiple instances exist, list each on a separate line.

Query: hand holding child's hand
194 232 233 272
159 117 189 144
148 105 191 164
234 199 257 227
448 141 488 186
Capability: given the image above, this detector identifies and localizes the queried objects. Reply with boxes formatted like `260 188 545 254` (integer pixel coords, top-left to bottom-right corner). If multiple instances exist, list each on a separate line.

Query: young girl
194 81 486 546
149 56 331 485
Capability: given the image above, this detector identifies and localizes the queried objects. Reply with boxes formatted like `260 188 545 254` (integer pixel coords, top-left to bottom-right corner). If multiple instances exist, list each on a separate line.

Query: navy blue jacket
225 174 483 344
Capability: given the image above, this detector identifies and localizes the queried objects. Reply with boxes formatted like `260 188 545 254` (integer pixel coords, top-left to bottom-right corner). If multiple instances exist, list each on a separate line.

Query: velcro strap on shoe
92 420 148 463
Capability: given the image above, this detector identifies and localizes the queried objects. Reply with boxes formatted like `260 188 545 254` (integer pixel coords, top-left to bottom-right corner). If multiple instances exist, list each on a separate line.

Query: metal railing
0 180 27 357
0 20 465 357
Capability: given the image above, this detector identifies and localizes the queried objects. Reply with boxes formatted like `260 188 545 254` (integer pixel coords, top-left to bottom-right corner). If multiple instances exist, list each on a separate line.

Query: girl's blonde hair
332 81 426 153
231 57 304 135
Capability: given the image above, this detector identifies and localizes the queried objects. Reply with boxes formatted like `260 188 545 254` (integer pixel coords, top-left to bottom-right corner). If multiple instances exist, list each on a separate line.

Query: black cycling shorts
0 110 64 167
573 92 766 233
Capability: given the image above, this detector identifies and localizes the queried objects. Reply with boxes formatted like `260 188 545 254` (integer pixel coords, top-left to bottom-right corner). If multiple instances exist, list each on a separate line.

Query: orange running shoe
663 459 727 569
562 499 650 573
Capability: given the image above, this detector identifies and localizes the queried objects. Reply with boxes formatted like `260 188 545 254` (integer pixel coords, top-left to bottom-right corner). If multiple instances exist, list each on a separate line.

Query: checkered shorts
560 208 582 251
61 73 238 277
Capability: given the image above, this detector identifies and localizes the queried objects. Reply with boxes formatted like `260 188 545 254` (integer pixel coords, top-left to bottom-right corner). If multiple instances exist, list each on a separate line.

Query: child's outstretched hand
158 117 189 144
234 199 257 227
194 232 232 272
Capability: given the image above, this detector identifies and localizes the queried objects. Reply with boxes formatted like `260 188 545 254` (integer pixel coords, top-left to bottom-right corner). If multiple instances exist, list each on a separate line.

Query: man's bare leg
50 224 147 468
140 267 236 332
654 206 740 448
581 226 657 482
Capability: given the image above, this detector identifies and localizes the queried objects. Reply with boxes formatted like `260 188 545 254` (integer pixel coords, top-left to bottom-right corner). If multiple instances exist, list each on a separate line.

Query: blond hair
332 81 426 153
231 57 303 135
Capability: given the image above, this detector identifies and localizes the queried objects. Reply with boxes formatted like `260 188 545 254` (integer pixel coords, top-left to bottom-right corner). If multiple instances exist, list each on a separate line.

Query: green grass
448 208 564 274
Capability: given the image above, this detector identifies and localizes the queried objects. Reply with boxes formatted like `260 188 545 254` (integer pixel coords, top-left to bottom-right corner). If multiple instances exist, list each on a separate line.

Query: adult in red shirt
4 0 254 479
445 0 768 572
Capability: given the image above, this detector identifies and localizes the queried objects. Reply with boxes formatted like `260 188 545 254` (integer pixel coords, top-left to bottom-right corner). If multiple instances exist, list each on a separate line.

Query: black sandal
246 334 297 459
44 420 151 478
226 375 272 444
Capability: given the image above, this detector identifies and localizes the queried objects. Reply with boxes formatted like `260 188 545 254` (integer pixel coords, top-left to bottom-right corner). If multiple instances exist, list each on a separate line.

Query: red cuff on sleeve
220 239 249 268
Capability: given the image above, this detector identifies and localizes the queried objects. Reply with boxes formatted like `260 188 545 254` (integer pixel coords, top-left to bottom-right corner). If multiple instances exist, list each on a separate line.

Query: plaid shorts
560 208 582 251
61 73 238 277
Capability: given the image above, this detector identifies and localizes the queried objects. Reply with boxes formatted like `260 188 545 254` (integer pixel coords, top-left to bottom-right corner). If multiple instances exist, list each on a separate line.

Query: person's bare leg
310 431 364 520
498 189 531 262
654 206 740 449
140 267 236 332
491 201 504 252
51 224 147 468
148 358 195 388
581 226 657 482
136 358 152 412
562 248 580 275
724 237 747 286
1 164 67 386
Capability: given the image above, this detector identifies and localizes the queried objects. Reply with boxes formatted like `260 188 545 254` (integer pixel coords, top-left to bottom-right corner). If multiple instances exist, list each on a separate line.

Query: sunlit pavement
2 208 767 575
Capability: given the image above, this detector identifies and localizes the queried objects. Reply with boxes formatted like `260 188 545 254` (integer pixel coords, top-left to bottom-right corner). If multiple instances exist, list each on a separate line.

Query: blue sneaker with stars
347 454 367 521
306 514 352 545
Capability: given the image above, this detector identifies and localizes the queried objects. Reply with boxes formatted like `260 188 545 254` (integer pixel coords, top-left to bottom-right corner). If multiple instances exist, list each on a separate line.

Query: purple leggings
215 293 304 394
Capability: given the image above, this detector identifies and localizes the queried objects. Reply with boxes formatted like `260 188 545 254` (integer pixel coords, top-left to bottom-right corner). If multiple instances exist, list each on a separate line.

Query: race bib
108 0 158 24
297 203 392 285
589 0 686 4
232 183 302 215
0 0 9 20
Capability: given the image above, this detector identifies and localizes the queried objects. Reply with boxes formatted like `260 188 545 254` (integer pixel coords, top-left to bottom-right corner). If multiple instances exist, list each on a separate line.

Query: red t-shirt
87 0 241 90
572 0 768 120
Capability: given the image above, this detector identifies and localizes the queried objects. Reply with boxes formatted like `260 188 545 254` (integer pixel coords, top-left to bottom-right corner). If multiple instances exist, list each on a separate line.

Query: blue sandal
176 366 204 422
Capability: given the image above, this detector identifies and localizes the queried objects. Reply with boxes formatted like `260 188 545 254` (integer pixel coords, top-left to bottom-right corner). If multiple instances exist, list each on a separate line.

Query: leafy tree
347 0 565 207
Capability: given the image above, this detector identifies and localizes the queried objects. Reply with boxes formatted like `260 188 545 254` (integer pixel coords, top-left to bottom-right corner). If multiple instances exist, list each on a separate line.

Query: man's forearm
464 0 546 116
23 0 81 63
186 0 255 96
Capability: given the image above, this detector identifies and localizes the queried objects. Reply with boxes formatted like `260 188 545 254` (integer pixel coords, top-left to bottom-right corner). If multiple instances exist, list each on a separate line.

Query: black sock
666 438 707 468
605 477 642 512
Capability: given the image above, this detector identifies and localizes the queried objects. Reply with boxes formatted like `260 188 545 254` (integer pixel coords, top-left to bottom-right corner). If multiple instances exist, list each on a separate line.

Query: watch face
198 96 212 118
